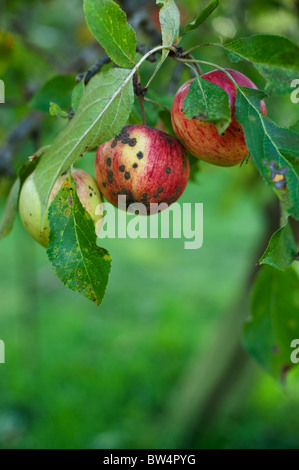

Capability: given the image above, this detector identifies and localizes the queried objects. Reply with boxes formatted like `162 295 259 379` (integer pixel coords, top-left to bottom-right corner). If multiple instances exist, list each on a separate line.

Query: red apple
95 125 190 214
171 68 267 167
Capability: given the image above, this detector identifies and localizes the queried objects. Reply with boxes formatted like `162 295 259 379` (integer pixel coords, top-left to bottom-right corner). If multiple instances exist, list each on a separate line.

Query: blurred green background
0 0 299 449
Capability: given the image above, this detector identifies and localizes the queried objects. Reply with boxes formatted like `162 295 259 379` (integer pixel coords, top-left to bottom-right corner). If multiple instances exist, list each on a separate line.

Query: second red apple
171 68 267 167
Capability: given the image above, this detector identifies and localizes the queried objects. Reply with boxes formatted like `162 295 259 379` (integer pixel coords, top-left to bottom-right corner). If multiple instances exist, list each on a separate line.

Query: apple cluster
19 68 266 246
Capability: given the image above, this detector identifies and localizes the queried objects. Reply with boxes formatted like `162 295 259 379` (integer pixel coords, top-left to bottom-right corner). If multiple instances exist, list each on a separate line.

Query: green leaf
290 121 299 133
259 222 297 271
157 0 180 58
34 68 134 218
243 265 299 381
49 102 68 119
183 0 219 35
224 34 299 95
30 75 76 112
47 174 111 306
72 80 85 113
0 179 20 240
183 75 231 134
83 0 136 68
234 86 299 220
147 1 180 88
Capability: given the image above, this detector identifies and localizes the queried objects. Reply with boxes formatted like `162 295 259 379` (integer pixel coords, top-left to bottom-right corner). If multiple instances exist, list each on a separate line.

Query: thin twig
144 97 170 112
136 42 158 62
76 55 112 85
182 43 222 56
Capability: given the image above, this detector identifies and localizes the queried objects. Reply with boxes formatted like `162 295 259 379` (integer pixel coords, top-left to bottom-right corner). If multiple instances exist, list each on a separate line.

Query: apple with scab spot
19 168 103 247
171 68 267 167
94 124 190 215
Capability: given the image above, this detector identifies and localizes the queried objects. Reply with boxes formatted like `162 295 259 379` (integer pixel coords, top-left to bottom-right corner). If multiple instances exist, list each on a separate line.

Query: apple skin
95 125 190 214
171 68 267 167
19 168 103 247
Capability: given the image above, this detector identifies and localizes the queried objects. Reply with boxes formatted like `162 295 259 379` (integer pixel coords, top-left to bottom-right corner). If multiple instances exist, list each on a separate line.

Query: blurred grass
0 161 277 449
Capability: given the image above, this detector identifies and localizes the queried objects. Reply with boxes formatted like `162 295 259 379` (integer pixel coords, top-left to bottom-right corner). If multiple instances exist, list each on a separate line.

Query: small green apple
19 168 103 247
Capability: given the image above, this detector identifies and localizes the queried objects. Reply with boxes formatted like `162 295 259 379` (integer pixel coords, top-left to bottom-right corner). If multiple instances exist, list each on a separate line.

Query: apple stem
138 95 147 125
135 68 147 126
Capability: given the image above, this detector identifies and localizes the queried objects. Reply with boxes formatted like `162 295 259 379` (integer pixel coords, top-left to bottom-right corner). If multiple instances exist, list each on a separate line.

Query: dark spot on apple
119 165 125 172
168 186 181 205
89 193 92 197
137 151 143 159
129 138 137 147
133 163 138 169
166 136 173 145
158 187 164 193
111 139 117 148
108 170 114 184
237 128 241 132
124 172 130 180
118 188 137 208
221 132 225 136
106 157 112 167
165 167 171 174
102 182 106 188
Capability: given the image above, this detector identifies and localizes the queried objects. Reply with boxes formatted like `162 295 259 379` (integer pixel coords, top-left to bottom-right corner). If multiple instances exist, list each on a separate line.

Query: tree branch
0 111 43 177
